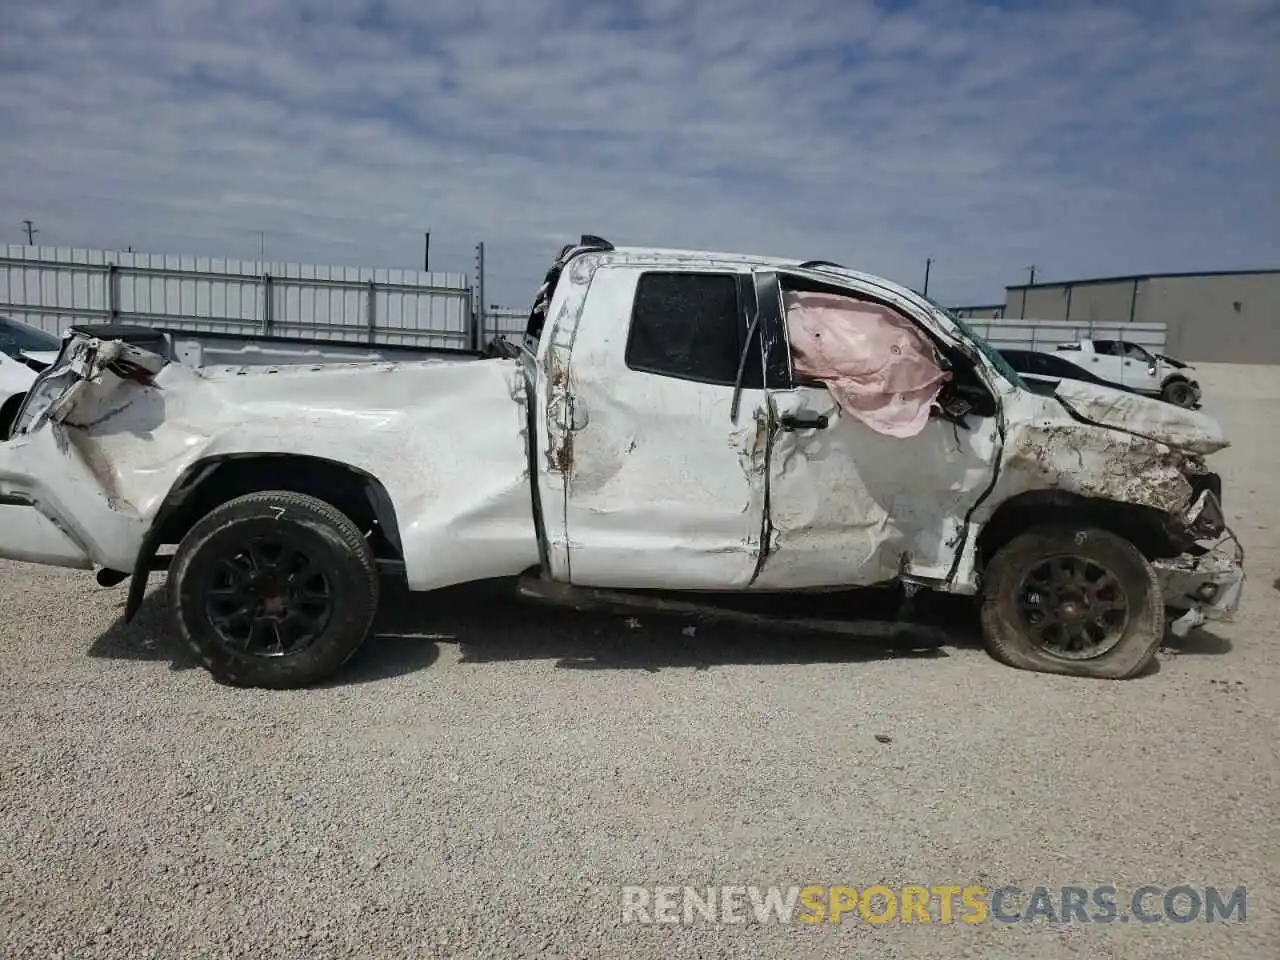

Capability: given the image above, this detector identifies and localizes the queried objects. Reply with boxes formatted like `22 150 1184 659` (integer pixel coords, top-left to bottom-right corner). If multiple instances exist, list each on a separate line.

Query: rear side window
626 272 743 385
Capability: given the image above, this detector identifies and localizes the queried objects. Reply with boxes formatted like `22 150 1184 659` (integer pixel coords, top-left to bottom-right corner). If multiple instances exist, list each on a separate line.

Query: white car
1053 339 1201 408
0 317 62 441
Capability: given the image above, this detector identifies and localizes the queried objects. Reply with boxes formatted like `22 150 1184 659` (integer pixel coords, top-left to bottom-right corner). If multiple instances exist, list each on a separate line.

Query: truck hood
1049 377 1226 455
1155 353 1192 371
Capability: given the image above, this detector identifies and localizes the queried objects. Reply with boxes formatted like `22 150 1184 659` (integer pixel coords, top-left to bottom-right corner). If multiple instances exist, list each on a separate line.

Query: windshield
920 297 1026 389
0 316 61 358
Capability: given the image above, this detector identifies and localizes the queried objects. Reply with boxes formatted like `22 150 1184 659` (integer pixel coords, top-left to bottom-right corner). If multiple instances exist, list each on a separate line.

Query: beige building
1000 270 1280 363
951 304 1006 320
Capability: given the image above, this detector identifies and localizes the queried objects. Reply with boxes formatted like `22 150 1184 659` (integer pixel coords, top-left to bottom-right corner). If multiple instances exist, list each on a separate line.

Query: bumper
0 430 147 572
1153 525 1245 638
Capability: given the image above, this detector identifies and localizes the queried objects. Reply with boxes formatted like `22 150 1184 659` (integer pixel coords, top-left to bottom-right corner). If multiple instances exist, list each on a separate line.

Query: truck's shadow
376 579 954 672
88 578 954 682
87 587 443 685
88 579 1232 684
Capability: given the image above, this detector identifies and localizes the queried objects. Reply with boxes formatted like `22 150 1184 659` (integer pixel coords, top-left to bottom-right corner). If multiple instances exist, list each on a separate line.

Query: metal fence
965 318 1167 354
484 305 528 338
0 245 480 350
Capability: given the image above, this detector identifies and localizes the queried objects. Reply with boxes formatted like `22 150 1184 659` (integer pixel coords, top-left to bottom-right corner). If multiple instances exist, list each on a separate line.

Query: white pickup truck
0 238 1244 688
1052 339 1201 408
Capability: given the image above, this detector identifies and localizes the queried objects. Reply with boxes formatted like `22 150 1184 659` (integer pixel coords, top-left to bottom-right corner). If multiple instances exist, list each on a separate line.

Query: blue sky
1 0 1276 307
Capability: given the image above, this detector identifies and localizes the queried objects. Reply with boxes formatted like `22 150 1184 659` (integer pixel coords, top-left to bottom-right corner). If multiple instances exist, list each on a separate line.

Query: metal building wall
1003 272 1280 363
0 245 476 350
1007 280 1140 326
951 304 1005 319
1145 274 1280 364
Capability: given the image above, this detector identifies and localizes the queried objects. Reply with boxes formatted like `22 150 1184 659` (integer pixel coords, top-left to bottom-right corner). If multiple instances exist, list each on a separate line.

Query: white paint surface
0 246 1248 629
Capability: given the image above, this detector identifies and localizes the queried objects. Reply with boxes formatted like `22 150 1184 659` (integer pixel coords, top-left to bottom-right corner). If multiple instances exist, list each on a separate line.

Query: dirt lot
1 363 1277 959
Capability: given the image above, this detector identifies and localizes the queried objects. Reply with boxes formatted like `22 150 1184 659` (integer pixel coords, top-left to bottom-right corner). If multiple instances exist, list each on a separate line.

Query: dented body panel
540 258 771 589
0 341 540 592
758 385 1000 589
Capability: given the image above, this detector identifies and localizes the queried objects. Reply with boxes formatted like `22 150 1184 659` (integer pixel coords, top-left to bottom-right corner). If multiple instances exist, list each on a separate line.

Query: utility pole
923 258 933 297
473 241 486 351
22 220 37 244
1026 264 1037 286
423 231 430 271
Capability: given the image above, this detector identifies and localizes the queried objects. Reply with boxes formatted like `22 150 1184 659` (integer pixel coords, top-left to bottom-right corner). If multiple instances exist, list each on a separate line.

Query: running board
515 575 951 648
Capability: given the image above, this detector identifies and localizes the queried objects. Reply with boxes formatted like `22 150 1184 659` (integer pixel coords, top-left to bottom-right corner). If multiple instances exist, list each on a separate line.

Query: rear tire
1161 379 1197 408
980 525 1163 679
169 491 379 689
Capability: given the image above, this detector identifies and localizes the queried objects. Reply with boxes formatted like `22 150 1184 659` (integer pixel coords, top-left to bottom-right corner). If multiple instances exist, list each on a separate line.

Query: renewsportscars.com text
620 884 1247 925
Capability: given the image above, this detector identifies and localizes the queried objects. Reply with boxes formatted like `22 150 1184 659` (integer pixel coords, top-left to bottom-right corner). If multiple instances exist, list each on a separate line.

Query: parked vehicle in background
0 238 1244 689
1051 338 1201 407
0 316 61 441
1000 348 1136 396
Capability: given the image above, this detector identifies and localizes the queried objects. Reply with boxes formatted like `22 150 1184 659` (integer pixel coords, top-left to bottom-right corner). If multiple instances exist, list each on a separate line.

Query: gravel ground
2 362 1277 959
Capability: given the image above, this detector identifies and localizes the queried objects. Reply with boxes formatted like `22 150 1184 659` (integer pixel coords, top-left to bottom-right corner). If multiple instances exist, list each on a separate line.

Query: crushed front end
1153 468 1245 637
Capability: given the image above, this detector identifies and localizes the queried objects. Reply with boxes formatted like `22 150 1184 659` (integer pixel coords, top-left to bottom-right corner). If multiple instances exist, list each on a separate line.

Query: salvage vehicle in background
0 316 61 441
0 237 1244 688
999 347 1135 396
1050 338 1201 408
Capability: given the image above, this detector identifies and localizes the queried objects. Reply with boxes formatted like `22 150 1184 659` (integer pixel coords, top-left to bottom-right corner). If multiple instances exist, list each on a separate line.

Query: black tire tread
1161 379 1196 408
980 524 1164 680
169 490 379 689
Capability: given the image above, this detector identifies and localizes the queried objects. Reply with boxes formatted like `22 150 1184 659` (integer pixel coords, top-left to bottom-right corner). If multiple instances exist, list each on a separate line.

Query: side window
1044 355 1075 376
625 272 745 386
1092 339 1119 356
1120 341 1150 361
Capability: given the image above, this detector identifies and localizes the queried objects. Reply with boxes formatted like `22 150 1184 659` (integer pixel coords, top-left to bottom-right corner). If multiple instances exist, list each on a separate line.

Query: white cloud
0 0 1276 306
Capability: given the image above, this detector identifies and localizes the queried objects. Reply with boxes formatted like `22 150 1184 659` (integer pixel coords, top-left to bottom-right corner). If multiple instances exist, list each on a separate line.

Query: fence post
262 273 274 336
367 279 377 345
472 241 487 351
106 263 120 323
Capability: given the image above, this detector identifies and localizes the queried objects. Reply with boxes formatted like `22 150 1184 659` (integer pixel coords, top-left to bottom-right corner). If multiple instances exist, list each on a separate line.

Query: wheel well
1162 373 1190 387
977 490 1179 568
0 392 26 442
151 454 404 560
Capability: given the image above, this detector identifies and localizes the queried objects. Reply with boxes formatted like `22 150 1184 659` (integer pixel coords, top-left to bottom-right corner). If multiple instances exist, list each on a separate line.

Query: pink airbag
783 290 949 438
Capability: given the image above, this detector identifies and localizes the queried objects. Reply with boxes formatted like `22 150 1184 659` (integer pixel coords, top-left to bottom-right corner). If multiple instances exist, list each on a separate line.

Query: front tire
1162 379 1198 408
169 491 380 689
980 525 1164 679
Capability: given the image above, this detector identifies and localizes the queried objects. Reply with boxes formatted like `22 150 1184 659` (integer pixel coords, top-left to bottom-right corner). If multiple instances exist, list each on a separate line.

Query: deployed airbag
783 290 949 437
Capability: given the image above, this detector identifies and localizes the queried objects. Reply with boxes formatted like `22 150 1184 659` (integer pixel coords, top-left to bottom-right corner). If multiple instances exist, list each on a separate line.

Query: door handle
780 413 829 431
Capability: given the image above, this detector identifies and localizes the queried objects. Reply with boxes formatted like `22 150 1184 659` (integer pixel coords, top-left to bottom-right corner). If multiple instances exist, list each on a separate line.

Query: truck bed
65 324 487 370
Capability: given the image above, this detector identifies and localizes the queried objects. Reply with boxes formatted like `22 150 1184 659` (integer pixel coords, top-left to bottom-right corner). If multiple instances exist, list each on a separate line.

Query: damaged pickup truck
0 237 1245 688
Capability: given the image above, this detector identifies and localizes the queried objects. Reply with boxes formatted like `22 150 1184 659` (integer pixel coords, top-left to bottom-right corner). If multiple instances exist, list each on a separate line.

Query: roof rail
798 260 848 272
